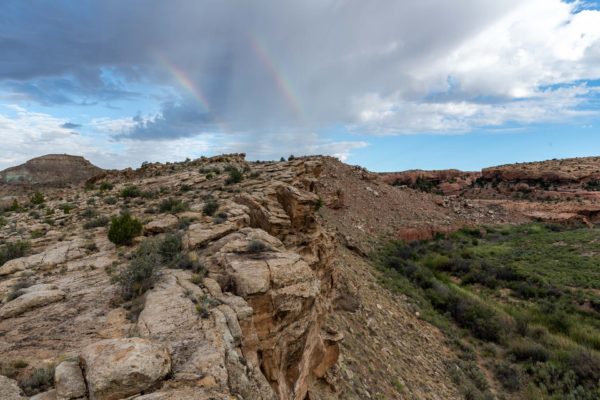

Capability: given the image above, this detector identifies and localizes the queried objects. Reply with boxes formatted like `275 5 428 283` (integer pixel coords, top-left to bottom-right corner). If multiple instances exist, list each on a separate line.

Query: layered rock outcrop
0 154 340 400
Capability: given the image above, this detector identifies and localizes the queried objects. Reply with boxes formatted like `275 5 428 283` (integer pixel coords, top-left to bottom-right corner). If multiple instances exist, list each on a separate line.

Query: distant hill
0 154 103 191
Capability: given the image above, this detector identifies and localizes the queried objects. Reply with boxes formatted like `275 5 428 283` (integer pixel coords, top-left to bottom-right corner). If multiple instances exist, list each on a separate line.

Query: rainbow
155 53 228 133
247 33 305 123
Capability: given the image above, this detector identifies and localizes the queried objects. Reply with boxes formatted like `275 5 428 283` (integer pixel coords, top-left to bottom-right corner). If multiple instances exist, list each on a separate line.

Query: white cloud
0 107 368 169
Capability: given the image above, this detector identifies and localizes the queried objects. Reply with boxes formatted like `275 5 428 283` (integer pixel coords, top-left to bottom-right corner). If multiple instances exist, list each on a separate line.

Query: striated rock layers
0 154 340 400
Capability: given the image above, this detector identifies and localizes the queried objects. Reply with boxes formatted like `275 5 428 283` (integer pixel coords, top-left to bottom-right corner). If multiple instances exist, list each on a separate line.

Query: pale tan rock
145 215 178 234
0 239 87 276
54 361 86 399
225 255 270 296
185 222 237 249
0 375 26 400
80 338 171 400
29 389 57 400
0 289 65 319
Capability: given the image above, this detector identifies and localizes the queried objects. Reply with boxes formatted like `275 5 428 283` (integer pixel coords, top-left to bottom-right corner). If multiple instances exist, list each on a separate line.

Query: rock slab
80 338 171 400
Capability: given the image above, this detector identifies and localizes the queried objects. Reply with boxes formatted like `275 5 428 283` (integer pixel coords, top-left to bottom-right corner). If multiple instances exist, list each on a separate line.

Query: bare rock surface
0 375 26 400
0 153 512 400
0 289 65 319
80 338 171 400
54 361 86 399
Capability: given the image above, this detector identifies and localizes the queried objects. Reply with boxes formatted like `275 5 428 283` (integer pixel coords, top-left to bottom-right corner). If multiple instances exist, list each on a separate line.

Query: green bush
83 216 109 229
104 196 118 205
7 199 22 212
29 191 45 205
59 203 75 214
158 234 182 264
495 362 522 391
202 198 219 216
0 240 31 266
508 339 550 363
116 234 184 299
121 185 142 198
0 216 6 227
81 208 98 219
99 181 114 191
159 198 188 213
115 241 160 299
225 167 243 184
21 364 55 396
107 214 143 245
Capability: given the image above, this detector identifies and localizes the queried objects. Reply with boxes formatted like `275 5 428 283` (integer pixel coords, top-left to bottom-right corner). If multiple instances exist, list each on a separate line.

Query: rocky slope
0 154 481 400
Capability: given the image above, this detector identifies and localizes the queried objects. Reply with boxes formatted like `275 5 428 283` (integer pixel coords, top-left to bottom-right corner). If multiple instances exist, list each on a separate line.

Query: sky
1 0 600 172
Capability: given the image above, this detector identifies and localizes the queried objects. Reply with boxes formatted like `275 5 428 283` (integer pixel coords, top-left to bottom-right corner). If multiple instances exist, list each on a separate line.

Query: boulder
145 215 178 234
54 361 86 399
185 222 237 249
0 289 65 319
0 375 26 400
80 338 171 400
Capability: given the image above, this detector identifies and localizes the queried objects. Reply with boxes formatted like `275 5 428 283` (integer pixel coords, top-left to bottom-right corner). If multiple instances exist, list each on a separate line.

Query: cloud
60 122 81 129
0 0 599 155
0 107 368 170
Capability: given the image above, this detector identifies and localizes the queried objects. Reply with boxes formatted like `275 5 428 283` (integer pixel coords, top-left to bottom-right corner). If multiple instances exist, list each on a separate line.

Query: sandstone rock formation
5 152 585 399
0 375 26 400
80 338 171 400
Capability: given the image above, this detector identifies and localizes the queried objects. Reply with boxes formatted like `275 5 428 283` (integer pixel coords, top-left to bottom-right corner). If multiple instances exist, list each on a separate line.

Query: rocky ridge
4 153 586 399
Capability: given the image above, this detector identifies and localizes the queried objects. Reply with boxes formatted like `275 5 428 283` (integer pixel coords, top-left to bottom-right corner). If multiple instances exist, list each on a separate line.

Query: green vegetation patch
374 222 600 399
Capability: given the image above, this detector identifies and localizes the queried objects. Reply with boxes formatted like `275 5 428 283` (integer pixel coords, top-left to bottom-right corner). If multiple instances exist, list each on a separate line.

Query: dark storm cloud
2 0 596 139
60 122 81 129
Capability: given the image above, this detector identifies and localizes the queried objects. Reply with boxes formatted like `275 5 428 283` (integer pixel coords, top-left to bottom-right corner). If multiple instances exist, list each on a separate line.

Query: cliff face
0 155 103 188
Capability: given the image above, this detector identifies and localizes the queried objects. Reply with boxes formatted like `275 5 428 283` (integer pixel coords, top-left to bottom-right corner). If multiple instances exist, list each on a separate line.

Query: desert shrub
107 213 143 245
225 167 243 184
59 203 75 214
0 216 6 227
81 207 98 219
568 350 600 382
315 197 324 211
99 181 114 191
176 253 205 274
495 362 522 391
6 199 23 212
0 240 31 266
247 240 269 253
83 216 109 229
508 339 550 363
21 364 55 396
423 253 451 270
104 196 118 205
159 198 188 213
29 191 45 205
179 184 192 192
120 185 142 198
115 241 161 300
158 233 182 264
203 198 219 216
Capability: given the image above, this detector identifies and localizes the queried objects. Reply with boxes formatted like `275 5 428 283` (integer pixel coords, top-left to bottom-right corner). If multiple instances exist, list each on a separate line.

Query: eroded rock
0 289 65 319
0 375 26 400
54 361 86 399
80 338 171 400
